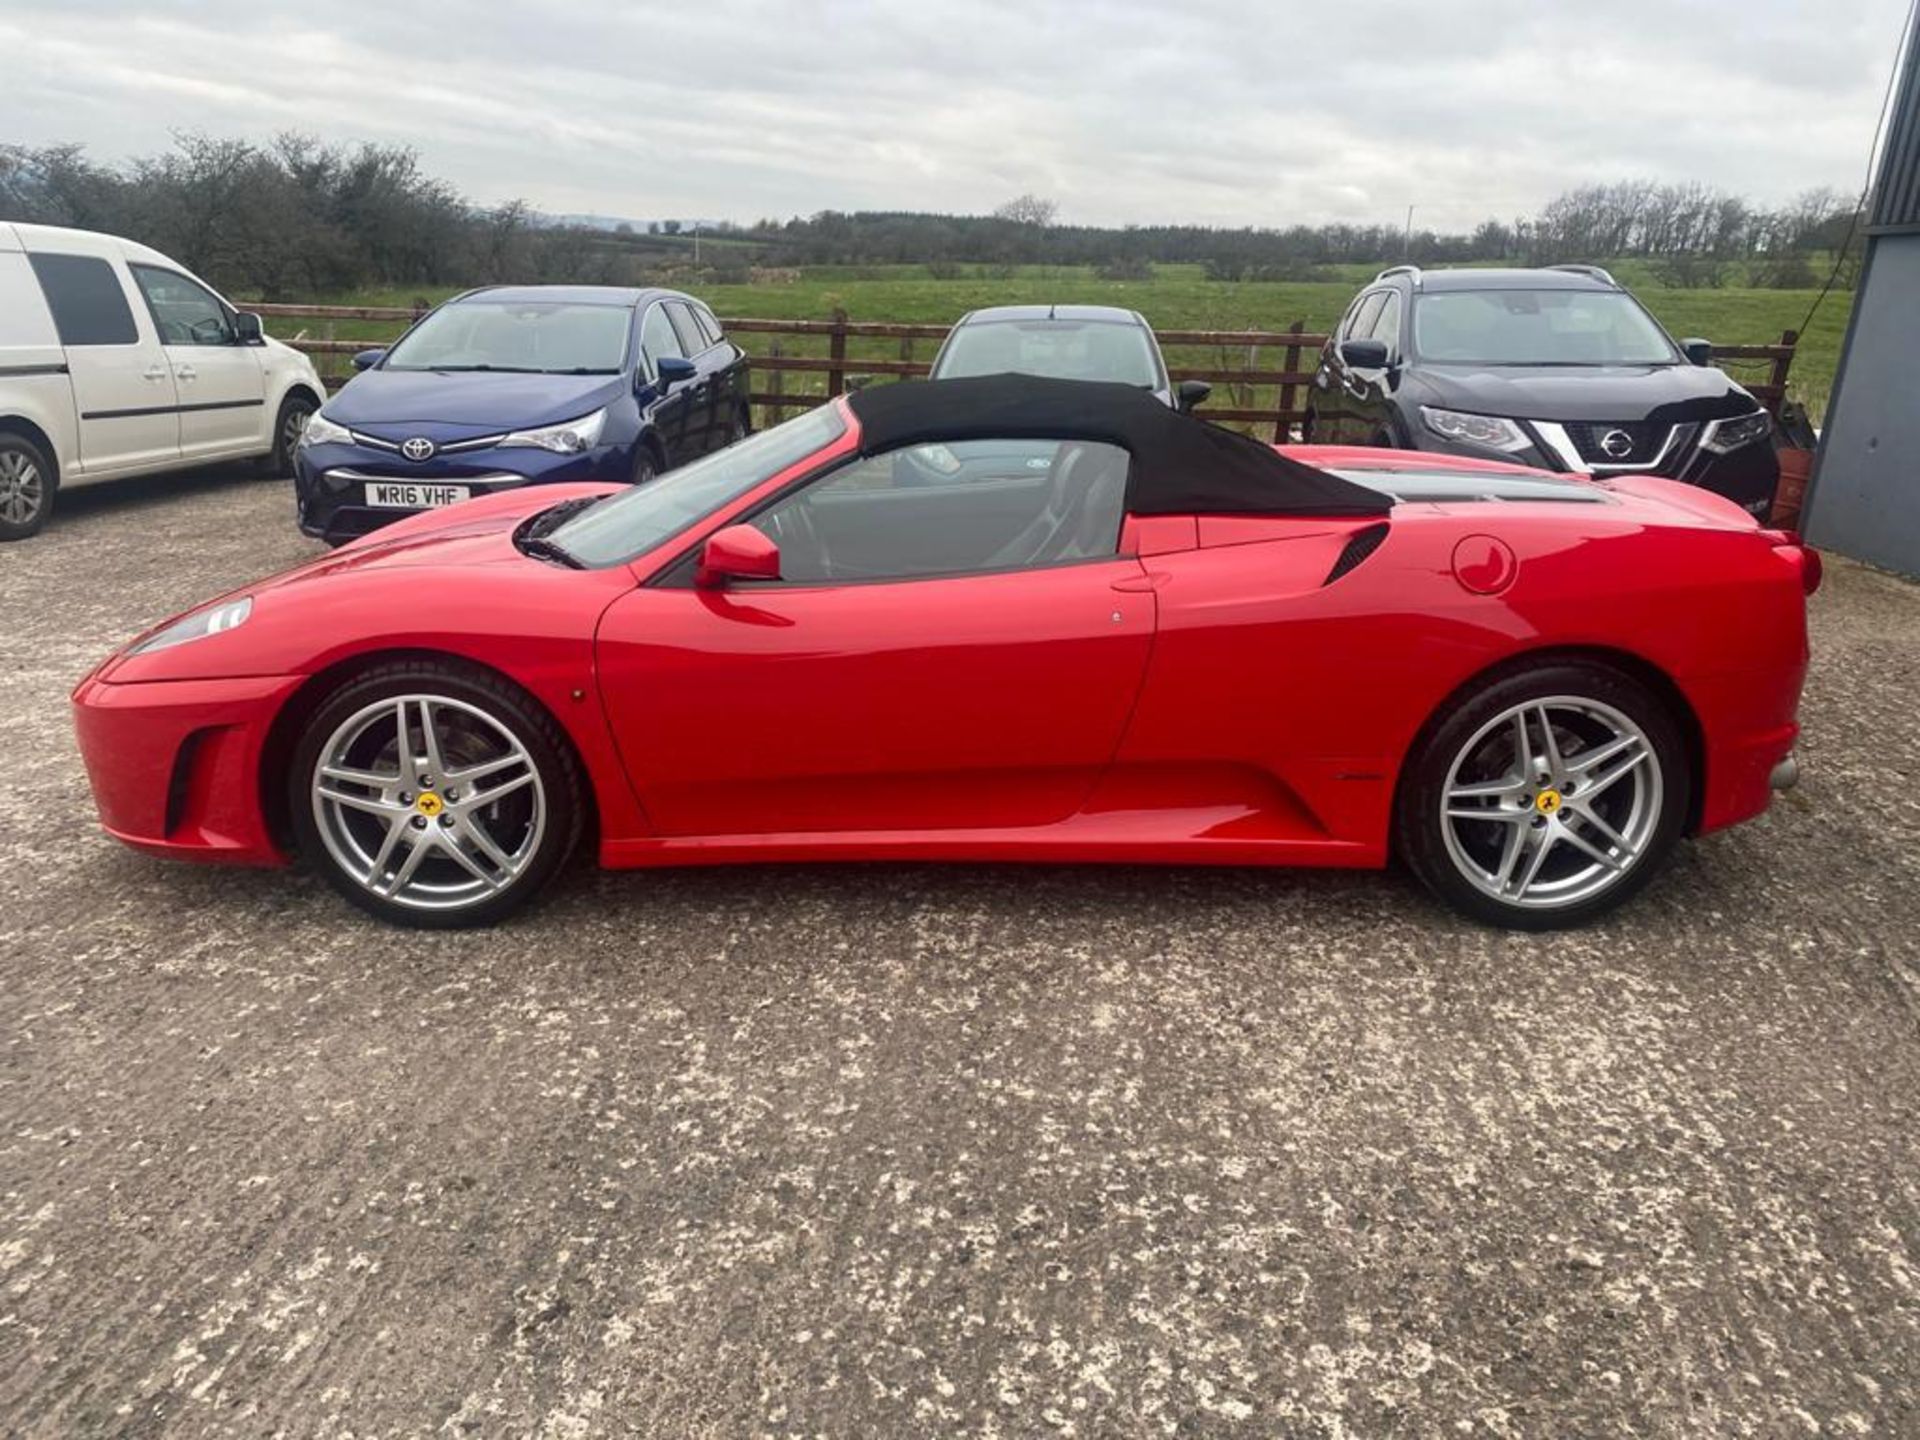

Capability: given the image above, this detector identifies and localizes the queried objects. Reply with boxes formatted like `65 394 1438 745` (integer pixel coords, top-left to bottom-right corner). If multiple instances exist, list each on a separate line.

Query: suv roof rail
1373 264 1422 286
1547 263 1618 286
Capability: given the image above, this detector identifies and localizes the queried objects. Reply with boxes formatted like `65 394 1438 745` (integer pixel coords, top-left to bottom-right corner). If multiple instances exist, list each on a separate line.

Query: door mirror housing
1339 338 1390 370
1175 379 1212 412
1681 337 1713 366
233 311 265 345
351 347 385 371
696 524 780 587
656 355 698 388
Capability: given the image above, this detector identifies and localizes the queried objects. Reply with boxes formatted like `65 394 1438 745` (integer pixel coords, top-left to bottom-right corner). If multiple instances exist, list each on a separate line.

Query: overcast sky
0 0 1910 230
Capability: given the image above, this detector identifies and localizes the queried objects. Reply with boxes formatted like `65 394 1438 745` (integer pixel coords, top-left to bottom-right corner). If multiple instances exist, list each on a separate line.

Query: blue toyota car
294 285 750 543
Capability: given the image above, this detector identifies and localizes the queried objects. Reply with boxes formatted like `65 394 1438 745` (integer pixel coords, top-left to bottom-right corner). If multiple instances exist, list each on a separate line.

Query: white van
0 223 326 540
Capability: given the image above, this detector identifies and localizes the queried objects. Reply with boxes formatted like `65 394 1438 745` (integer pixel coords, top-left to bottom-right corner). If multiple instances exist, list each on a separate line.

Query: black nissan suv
1305 265 1778 516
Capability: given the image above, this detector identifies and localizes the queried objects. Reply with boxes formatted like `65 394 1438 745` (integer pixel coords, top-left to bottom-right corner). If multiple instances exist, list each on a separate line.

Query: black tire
1300 410 1318 443
288 659 585 929
1395 659 1689 930
630 444 660 485
0 430 57 542
727 406 750 446
257 391 319 479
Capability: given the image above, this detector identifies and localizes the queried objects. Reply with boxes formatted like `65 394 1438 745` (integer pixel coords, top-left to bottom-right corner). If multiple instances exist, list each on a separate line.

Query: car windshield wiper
396 364 545 374
516 534 583 568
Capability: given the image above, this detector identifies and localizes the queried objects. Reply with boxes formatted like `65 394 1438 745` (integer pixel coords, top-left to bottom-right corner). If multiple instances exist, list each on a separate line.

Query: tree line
0 134 1865 298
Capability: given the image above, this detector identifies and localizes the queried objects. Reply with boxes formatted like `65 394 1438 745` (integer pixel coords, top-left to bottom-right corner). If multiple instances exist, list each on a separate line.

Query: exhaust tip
1770 753 1800 792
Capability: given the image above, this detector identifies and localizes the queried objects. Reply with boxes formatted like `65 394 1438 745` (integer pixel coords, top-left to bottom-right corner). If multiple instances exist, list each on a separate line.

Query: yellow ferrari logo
1535 789 1563 816
415 791 445 818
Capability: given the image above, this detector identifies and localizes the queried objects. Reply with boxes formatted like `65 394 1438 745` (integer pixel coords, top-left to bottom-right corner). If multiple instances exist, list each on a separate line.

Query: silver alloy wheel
281 402 313 457
310 693 546 913
0 449 44 525
1439 694 1662 910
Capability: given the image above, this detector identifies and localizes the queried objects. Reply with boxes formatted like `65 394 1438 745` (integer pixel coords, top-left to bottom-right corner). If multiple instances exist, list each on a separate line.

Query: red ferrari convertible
73 376 1816 930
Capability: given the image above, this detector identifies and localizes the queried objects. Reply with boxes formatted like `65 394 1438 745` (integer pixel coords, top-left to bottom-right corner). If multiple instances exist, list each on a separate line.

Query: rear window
932 320 1162 389
29 253 139 347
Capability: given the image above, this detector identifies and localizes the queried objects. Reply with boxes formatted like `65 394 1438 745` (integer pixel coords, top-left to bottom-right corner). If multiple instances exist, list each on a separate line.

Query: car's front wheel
289 660 584 928
257 392 318 479
1396 661 1688 929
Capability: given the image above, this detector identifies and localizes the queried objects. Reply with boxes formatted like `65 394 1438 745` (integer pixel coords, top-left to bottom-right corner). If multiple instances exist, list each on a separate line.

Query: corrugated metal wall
1872 22 1920 231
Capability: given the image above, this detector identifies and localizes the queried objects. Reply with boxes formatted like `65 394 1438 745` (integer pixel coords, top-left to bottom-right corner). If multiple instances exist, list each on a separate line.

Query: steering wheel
762 498 834 581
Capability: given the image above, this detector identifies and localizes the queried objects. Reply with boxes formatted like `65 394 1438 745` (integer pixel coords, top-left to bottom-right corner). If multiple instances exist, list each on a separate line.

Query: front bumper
294 442 625 544
71 670 304 866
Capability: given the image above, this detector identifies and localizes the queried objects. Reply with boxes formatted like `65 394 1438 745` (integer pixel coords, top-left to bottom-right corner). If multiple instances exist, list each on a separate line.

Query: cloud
0 0 1908 229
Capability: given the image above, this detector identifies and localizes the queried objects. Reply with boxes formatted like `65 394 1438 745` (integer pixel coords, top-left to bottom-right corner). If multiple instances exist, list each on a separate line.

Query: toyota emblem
401 436 436 462
1598 428 1634 459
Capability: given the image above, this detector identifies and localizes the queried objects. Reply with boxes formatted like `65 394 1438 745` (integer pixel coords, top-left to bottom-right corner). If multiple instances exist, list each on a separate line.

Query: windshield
383 301 632 374
550 404 848 567
1412 290 1678 366
933 320 1162 388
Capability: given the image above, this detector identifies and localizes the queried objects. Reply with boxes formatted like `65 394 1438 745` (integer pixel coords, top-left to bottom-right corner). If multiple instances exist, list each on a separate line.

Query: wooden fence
252 303 1799 441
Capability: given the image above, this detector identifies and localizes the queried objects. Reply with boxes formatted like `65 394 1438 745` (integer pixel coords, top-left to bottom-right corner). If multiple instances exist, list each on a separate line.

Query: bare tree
993 193 1058 227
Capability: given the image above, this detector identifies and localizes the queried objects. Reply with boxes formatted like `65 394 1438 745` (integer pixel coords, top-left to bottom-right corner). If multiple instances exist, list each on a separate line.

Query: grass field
266 262 1853 426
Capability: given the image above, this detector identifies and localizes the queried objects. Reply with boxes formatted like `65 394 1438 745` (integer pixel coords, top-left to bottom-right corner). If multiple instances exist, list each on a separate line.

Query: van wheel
0 432 56 541
257 392 317 479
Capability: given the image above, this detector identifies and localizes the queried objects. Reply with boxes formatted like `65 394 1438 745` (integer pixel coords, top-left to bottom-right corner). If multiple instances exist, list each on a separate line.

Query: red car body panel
71 409 1813 880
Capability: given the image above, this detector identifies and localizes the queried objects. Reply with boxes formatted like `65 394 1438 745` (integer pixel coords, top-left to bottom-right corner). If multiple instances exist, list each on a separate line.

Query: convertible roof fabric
846 374 1390 518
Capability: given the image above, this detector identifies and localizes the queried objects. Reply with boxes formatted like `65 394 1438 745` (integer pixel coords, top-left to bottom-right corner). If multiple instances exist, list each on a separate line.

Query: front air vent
1324 523 1390 585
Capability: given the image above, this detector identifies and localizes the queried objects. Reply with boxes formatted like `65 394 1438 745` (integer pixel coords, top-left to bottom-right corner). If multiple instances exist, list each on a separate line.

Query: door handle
142 364 168 382
174 364 197 382
1111 572 1168 593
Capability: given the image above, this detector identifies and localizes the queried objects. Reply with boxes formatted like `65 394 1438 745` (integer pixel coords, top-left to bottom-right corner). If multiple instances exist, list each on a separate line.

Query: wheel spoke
461 818 518 875
321 762 396 790
365 813 410 881
439 835 500 889
1448 775 1529 801
463 769 534 808
418 699 447 779
1579 745 1648 802
379 832 433 896
1558 823 1627 873
1532 704 1564 777
1567 733 1641 777
445 751 526 786
1490 821 1528 891
1446 805 1528 823
1570 803 1636 858
393 699 414 773
1512 826 1559 897
317 782 400 817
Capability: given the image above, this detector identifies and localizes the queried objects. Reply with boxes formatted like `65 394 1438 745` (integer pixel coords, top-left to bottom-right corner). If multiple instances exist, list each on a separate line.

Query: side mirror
696 524 780 587
1175 379 1212 412
656 355 698 388
1339 338 1390 369
233 311 265 345
351 348 385 371
1681 337 1713 366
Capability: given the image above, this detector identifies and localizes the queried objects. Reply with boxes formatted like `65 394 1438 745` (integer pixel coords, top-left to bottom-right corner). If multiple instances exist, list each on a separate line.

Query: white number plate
364 481 471 509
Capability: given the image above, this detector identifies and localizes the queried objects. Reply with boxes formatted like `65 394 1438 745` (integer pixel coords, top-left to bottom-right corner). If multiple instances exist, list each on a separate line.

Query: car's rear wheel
289 660 584 928
257 392 317 479
1396 660 1688 929
0 431 56 541
630 445 659 485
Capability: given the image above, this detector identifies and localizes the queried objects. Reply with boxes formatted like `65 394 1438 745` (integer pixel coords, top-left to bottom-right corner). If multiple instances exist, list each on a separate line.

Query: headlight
129 597 252 655
500 407 608 454
300 412 351 448
1699 410 1771 455
1420 407 1534 454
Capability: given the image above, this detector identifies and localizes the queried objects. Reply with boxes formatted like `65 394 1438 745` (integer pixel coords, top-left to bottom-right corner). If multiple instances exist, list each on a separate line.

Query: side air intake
1324 523 1390 585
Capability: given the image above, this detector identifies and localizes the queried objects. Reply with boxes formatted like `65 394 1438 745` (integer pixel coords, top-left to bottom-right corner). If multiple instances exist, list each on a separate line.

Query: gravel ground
3 468 1918 1439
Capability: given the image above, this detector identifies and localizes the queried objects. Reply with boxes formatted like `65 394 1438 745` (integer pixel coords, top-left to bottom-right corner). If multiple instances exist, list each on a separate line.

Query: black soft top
846 375 1390 518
